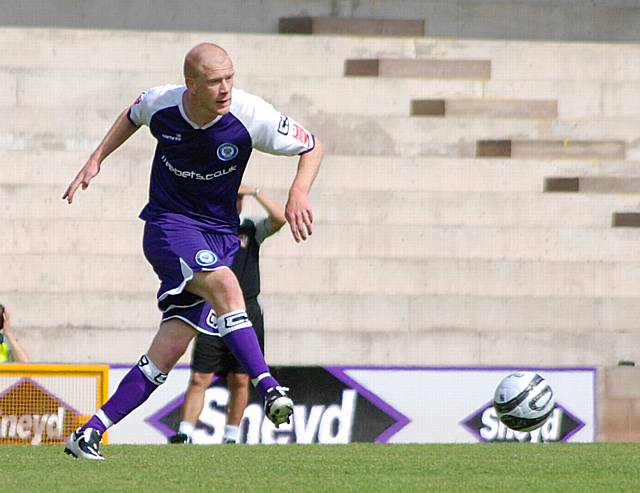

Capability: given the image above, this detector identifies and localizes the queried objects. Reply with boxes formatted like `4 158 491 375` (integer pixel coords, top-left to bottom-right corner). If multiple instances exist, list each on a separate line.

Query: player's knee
137 354 168 386
192 268 241 305
228 372 249 391
190 371 213 390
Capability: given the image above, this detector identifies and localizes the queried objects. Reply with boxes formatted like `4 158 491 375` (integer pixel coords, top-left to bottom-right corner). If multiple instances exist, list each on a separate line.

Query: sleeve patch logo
278 115 290 135
292 124 310 146
195 249 218 267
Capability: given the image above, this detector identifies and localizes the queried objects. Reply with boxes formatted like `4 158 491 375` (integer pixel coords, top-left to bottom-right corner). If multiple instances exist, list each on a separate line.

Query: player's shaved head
184 43 232 79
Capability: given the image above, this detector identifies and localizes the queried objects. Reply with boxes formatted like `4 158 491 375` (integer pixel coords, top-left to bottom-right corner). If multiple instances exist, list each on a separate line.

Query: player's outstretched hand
63 159 101 204
285 189 313 243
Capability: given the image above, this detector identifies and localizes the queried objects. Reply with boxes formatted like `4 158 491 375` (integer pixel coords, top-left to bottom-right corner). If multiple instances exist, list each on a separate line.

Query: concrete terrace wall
1 28 640 382
3 0 640 42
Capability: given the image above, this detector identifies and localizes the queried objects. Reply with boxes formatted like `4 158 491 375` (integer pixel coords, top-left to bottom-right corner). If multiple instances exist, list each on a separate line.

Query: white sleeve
127 84 181 127
231 88 316 156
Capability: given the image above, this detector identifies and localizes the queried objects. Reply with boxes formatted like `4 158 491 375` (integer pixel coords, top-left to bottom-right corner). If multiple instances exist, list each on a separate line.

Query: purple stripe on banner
328 365 597 372
325 366 410 443
145 392 186 437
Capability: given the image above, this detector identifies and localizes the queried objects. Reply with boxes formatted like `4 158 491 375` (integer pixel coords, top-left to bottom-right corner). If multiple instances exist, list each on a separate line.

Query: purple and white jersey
128 85 315 233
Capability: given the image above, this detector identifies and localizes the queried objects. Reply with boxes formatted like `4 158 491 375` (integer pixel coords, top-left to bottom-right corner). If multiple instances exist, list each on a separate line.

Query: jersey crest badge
217 143 239 161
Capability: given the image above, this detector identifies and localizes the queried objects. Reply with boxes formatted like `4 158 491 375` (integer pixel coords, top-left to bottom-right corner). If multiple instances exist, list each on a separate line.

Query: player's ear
185 76 196 92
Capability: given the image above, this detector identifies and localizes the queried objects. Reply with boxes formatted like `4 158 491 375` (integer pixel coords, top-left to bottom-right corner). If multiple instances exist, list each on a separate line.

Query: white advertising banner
107 366 595 444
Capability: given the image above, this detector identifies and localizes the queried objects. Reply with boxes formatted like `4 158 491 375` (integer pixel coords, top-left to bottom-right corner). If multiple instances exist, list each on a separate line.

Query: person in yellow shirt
0 305 29 363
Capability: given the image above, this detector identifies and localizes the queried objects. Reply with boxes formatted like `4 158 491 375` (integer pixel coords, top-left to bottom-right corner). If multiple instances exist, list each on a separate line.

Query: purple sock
219 311 279 399
81 355 166 434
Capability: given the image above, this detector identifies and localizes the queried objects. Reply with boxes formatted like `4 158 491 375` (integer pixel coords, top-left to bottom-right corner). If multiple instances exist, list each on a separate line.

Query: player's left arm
232 90 323 242
286 140 323 243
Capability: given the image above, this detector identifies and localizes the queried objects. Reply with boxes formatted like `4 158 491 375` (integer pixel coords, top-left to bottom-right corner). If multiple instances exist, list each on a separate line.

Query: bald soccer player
62 43 323 460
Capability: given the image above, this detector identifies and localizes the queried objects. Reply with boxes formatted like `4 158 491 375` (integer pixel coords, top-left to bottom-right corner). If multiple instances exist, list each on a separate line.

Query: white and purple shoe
64 427 104 460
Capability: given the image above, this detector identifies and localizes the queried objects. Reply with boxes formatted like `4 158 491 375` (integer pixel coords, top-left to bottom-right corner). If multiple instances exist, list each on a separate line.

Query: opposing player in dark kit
62 43 323 460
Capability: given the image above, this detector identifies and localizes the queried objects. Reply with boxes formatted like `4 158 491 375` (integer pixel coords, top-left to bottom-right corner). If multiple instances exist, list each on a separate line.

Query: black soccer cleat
264 386 293 428
168 432 192 444
64 427 104 461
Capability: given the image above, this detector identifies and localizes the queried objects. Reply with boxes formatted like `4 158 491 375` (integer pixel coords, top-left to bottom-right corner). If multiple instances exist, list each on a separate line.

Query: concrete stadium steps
1 68 485 116
6 218 640 262
7 149 640 192
0 108 549 156
7 149 640 193
258 258 640 298
5 254 640 298
1 148 150 187
278 16 425 36
4 107 639 158
243 156 640 193
410 98 558 119
6 290 640 365
266 329 640 366
7 291 640 336
6 68 639 120
344 58 492 79
482 80 640 120
413 38 640 82
0 28 417 77
4 27 640 82
3 26 640 368
4 184 640 227
11 323 639 366
476 139 627 160
12 326 162 364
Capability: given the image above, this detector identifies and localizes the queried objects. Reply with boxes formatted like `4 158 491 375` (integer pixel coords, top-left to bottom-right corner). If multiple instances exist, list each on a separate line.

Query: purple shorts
162 300 220 336
142 219 239 318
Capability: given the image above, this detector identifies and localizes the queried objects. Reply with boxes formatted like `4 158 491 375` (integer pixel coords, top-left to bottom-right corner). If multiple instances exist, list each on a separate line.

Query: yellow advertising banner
0 364 108 445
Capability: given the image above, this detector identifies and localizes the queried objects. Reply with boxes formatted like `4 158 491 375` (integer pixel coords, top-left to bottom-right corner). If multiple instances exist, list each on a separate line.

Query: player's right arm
63 108 139 204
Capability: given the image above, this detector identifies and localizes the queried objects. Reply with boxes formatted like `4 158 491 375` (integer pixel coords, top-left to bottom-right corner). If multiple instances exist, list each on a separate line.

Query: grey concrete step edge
344 58 491 80
278 16 425 37
411 98 558 119
477 139 626 159
544 176 640 193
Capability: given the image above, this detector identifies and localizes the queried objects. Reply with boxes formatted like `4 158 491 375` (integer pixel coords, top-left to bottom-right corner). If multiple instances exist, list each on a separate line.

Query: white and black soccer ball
493 371 555 432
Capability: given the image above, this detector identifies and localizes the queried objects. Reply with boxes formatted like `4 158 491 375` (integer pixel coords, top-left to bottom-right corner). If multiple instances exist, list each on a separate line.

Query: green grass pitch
1 443 639 492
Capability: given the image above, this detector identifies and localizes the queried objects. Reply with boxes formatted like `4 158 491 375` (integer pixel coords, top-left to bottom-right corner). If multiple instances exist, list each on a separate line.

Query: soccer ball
493 371 555 432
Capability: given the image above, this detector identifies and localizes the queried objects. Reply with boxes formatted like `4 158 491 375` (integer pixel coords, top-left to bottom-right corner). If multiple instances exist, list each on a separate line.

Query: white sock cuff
218 310 252 337
251 372 271 387
96 409 113 429
137 354 168 386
